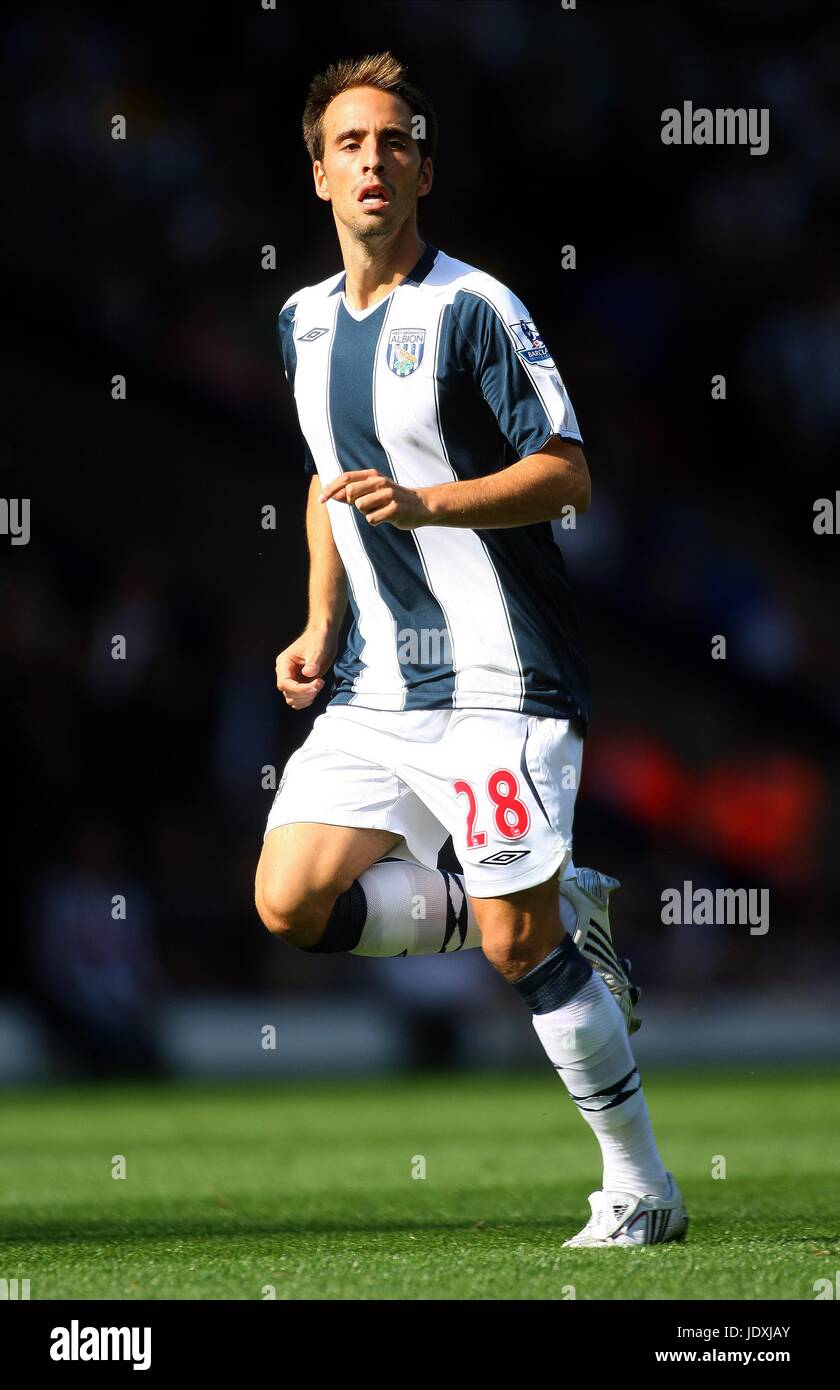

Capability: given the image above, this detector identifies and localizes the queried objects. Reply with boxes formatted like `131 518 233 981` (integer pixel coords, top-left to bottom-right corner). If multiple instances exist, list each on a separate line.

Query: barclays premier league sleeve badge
510 318 555 368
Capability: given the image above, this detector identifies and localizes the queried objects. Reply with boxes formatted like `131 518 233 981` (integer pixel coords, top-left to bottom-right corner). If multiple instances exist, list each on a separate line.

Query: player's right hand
275 630 336 709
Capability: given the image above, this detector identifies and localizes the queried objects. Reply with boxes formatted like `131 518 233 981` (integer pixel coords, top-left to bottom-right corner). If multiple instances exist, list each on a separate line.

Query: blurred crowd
3 3 839 1073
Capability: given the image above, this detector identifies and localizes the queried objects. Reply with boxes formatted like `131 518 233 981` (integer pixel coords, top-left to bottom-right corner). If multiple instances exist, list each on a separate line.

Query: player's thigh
258 708 449 928
255 821 402 927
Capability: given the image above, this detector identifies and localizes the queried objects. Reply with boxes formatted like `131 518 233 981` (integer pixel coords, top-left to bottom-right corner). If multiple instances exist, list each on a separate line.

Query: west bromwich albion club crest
510 317 555 368
386 328 425 377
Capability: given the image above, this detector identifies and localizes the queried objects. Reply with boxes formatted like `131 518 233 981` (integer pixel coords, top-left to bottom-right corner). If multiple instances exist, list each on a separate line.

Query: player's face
314 86 432 241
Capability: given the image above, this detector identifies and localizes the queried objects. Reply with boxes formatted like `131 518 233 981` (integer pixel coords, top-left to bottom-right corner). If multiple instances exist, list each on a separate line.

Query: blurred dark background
3 0 839 1078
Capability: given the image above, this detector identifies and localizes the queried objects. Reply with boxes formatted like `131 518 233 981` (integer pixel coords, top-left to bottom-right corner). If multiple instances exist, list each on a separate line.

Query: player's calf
470 871 570 982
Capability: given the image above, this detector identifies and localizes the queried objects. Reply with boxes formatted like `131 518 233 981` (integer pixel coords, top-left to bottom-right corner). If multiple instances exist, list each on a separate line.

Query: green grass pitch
1 1068 837 1300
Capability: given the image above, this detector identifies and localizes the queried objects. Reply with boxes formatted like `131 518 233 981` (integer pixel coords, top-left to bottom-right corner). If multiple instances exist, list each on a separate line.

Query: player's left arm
317 438 589 529
423 435 590 527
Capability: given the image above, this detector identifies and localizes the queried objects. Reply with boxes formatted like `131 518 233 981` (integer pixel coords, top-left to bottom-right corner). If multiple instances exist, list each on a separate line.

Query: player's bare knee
256 887 331 946
254 874 341 947
481 934 531 982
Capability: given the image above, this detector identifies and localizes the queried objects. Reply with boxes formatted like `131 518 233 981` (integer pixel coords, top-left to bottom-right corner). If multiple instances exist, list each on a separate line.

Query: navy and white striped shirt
277 242 590 725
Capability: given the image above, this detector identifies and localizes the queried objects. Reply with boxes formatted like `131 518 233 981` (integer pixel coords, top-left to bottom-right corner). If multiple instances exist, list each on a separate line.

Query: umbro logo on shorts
478 849 531 866
297 327 329 342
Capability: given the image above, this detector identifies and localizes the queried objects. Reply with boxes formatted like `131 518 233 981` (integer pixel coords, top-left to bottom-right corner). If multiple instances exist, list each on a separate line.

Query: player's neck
338 223 426 311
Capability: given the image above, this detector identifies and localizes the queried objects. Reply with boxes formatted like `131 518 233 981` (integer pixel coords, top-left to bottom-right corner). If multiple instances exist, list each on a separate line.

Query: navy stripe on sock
440 870 469 951
512 933 593 1014
301 880 367 954
566 1065 641 1112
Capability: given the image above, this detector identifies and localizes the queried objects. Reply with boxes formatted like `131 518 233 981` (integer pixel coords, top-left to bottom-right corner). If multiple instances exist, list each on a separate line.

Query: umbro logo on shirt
297 327 329 342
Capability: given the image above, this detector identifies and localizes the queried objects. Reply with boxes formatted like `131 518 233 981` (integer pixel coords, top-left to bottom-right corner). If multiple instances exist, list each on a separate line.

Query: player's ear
417 155 433 199
313 161 332 203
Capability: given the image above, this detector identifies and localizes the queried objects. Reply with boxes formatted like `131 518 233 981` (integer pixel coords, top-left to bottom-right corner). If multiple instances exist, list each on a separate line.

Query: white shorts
264 705 583 897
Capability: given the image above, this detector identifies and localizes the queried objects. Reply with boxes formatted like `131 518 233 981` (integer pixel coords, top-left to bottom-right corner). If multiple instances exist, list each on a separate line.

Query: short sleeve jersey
276 242 590 725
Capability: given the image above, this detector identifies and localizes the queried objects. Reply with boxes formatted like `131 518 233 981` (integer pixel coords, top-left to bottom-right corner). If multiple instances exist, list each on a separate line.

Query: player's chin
353 209 395 236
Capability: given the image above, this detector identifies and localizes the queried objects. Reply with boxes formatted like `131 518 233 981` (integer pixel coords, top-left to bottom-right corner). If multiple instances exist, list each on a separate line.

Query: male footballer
254 52 687 1247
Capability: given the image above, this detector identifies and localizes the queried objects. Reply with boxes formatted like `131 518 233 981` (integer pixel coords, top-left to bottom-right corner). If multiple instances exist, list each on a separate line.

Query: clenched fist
275 627 337 709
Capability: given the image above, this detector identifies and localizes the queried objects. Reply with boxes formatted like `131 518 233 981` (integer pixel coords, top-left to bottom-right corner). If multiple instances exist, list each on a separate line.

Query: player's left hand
318 470 433 530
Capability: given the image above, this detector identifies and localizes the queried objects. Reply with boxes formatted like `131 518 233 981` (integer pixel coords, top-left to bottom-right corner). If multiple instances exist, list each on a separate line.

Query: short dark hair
302 51 438 164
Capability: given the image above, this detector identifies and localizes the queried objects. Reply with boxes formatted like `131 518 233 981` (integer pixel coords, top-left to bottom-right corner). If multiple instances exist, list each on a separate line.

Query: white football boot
559 867 642 1034
562 1172 688 1247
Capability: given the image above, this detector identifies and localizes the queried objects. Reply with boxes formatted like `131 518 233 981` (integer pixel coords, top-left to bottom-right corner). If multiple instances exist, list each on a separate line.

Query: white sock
350 860 482 956
351 855 583 958
531 971 670 1197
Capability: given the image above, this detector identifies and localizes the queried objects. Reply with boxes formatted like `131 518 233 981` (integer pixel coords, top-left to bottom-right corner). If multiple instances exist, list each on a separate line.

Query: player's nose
361 140 387 172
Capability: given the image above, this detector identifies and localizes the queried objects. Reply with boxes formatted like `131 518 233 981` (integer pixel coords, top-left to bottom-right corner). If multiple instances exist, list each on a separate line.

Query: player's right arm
275 474 349 710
